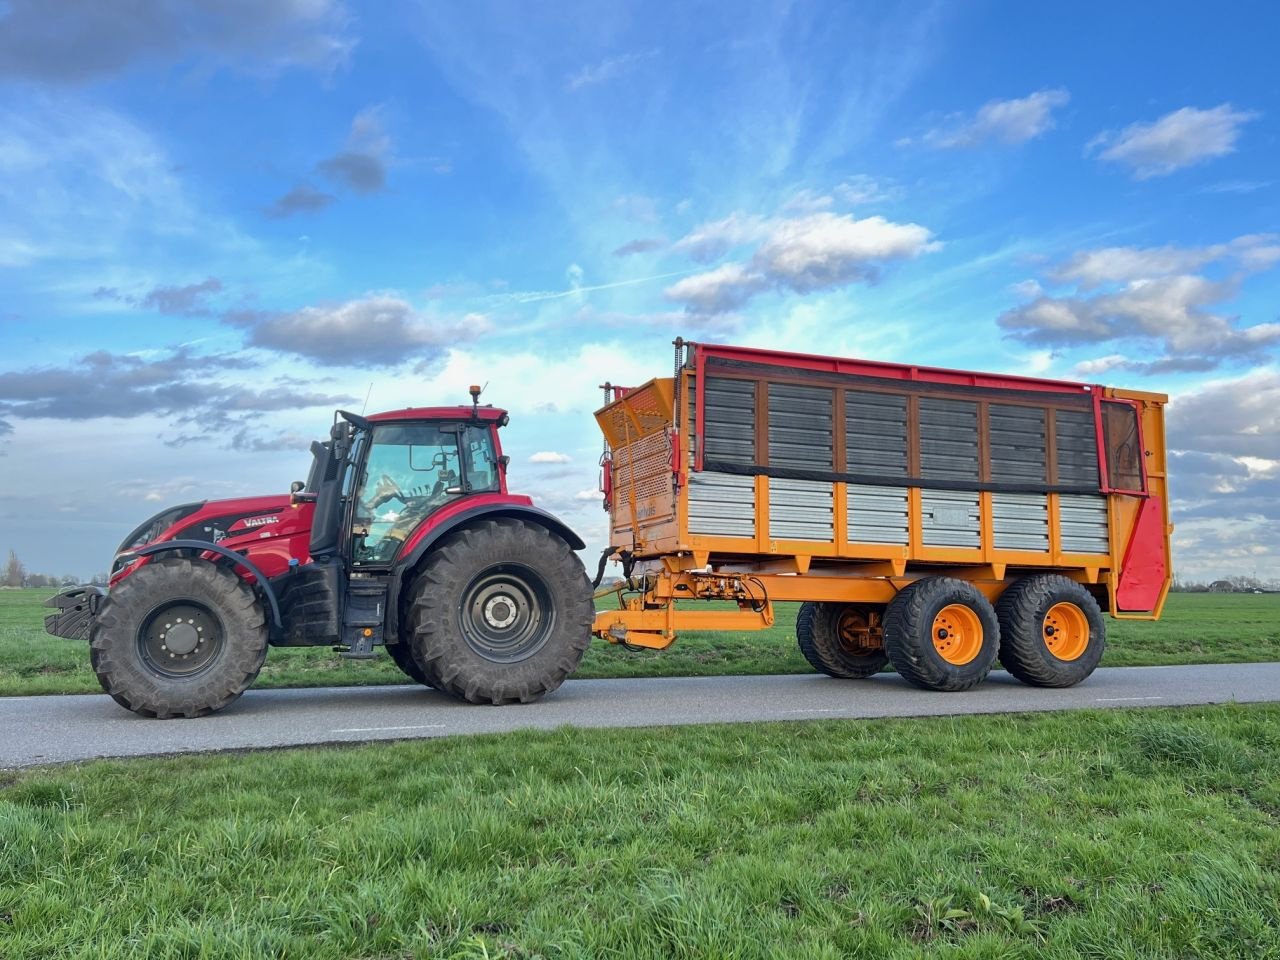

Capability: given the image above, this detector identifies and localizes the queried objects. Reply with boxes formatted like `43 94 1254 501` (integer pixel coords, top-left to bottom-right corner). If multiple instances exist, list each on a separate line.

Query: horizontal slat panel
704 377 756 465
921 489 980 547
847 483 908 545
1055 410 1099 486
769 477 833 542
992 491 1049 552
846 391 908 477
989 404 1047 483
920 398 979 481
688 471 755 538
1059 493 1109 554
768 383 833 470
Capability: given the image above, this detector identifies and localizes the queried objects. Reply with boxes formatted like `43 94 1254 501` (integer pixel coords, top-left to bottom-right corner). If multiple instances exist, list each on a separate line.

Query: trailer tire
89 557 268 718
385 641 433 688
995 575 1106 687
406 518 593 704
882 577 999 692
795 602 889 678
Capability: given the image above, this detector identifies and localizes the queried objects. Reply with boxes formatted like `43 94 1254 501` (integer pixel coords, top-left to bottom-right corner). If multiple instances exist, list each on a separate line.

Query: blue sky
1 0 1278 581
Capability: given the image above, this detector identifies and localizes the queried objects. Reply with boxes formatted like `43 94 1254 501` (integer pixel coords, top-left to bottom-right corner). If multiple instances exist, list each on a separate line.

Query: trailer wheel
795 602 888 678
995 575 1106 687
882 577 999 692
406 518 593 704
385 641 433 688
89 557 268 718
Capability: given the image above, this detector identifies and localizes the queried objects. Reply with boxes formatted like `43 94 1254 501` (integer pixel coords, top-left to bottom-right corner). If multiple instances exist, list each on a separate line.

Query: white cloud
1090 104 1259 179
673 213 770 263
667 211 939 313
529 451 572 464
923 89 1070 148
752 212 939 292
574 488 601 501
1071 354 1131 377
1002 235 1280 371
227 295 491 367
664 263 769 314
1168 370 1280 460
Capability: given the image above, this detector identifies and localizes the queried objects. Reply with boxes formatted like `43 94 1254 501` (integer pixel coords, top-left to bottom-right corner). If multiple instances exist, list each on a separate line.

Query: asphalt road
4 662 1279 769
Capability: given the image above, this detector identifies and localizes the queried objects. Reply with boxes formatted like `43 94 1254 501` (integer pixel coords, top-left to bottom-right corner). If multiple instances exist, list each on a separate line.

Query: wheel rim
137 601 225 679
459 563 555 663
836 606 883 656
931 604 983 665
1043 602 1090 661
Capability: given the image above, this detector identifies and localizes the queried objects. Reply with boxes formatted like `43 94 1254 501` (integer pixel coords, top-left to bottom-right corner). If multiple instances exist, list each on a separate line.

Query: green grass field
2 704 1278 958
1 587 1277 697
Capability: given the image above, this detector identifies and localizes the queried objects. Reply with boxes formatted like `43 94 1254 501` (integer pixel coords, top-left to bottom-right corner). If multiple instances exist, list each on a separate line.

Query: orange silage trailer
590 339 1171 692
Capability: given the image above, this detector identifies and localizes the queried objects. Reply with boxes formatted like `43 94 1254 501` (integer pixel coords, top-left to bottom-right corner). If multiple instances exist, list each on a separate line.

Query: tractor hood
112 494 308 574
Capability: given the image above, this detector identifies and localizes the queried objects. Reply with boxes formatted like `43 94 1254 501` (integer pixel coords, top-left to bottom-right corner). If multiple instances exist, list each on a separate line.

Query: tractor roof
367 405 508 423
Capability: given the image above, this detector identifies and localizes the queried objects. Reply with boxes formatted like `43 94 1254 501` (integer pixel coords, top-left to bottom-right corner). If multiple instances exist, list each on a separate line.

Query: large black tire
995 575 1106 687
385 640 433 687
406 519 593 704
89 557 268 718
795 602 889 678
882 577 999 692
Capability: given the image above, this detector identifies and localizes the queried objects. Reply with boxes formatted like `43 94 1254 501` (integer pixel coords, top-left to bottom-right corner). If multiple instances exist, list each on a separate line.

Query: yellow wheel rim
1043 602 1090 661
931 604 983 665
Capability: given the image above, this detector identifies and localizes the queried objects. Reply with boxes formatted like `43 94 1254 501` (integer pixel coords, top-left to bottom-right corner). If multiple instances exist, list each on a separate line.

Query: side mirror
499 455 511 469
290 480 305 494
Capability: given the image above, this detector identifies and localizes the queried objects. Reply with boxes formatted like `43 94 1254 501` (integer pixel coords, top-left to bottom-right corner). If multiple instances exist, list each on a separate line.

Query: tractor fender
125 540 284 630
385 503 586 641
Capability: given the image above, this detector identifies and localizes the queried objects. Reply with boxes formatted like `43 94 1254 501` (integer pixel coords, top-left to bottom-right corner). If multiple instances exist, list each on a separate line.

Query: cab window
352 423 498 564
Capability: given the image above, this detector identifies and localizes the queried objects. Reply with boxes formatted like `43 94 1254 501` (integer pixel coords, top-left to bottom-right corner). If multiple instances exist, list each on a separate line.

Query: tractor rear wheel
995 575 1106 687
385 641 433 687
406 519 593 704
89 557 268 718
795 602 888 678
882 577 999 692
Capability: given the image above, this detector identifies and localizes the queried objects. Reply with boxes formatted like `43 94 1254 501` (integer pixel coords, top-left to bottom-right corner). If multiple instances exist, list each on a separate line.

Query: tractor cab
304 398 511 569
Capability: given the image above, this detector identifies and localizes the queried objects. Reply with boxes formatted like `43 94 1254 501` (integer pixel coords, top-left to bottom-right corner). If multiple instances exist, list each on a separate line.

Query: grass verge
2 704 1279 958
2 588 1277 697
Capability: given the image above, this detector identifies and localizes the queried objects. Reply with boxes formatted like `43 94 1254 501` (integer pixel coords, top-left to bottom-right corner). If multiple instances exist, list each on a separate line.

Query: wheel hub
930 604 983 666
164 621 200 655
1043 602 1089 661
483 595 519 629
460 565 555 663
138 602 223 679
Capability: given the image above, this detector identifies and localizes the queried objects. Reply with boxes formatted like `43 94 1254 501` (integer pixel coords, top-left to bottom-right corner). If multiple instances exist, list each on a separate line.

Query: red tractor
45 389 594 718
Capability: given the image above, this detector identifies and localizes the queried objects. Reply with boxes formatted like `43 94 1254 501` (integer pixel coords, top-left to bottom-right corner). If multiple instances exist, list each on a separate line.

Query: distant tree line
3 550 106 589
1172 575 1278 593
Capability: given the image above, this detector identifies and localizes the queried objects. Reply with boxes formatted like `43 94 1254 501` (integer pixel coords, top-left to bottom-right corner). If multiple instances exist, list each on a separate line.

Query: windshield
351 422 499 565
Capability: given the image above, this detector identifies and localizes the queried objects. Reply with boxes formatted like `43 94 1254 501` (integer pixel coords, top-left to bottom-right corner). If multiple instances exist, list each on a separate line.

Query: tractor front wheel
406 519 593 704
90 557 268 718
